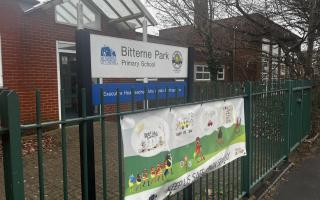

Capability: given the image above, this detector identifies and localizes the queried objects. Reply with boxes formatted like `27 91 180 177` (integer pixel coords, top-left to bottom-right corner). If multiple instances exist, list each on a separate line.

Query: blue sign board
92 82 187 105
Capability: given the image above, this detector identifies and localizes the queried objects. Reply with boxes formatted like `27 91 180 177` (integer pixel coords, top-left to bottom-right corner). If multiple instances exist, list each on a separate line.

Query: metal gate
0 80 314 200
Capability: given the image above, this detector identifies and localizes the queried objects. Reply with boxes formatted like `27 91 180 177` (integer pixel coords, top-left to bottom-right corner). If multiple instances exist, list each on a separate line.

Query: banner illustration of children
121 98 246 200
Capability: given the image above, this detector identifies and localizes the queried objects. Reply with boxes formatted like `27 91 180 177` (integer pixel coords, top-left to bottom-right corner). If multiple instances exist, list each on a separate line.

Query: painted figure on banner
222 104 234 125
194 137 205 162
150 166 156 184
217 127 224 144
128 174 136 192
156 162 164 182
142 168 150 187
136 174 142 191
234 117 242 133
164 154 173 177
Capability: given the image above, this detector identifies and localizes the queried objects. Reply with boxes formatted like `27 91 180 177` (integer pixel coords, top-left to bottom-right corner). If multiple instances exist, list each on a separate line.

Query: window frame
217 65 225 81
194 65 211 81
194 65 225 81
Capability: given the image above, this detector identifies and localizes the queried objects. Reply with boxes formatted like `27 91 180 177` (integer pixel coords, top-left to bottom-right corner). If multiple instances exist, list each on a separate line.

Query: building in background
159 13 300 82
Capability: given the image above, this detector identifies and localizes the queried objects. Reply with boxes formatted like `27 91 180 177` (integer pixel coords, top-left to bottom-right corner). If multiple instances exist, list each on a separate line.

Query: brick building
159 13 300 82
0 0 163 123
0 0 299 123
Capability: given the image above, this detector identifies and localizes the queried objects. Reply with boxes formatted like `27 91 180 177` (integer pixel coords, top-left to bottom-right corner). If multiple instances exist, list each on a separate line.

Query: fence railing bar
252 88 288 96
217 168 220 200
80 88 89 200
116 89 124 200
35 90 45 200
212 171 215 200
100 88 107 200
60 89 69 200
1 91 25 200
292 86 312 91
18 95 247 131
205 174 209 200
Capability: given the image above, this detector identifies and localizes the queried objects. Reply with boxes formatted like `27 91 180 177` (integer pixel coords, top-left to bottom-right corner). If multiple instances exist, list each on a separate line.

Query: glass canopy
55 0 101 30
25 0 157 30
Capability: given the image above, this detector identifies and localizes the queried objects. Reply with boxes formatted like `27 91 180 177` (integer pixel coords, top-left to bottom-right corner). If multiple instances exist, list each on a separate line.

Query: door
59 53 79 118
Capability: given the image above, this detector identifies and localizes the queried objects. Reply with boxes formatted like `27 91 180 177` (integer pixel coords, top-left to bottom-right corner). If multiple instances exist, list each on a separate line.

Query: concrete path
273 141 320 200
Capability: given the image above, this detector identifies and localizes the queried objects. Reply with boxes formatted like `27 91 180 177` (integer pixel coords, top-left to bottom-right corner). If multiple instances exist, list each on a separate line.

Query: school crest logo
100 45 117 65
172 51 183 70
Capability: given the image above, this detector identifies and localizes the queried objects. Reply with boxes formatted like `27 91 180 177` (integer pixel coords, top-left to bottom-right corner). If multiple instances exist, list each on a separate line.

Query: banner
92 82 186 105
121 98 246 200
90 34 188 78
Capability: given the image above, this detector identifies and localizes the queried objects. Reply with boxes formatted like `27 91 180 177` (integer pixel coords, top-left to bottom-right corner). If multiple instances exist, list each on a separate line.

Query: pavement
272 139 320 200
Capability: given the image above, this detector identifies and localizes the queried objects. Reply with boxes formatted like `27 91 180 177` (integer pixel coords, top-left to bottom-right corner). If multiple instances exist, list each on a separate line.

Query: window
55 0 101 30
194 65 225 81
0 35 3 87
271 61 279 80
280 63 286 76
195 65 210 81
262 38 270 53
261 57 269 81
217 66 225 80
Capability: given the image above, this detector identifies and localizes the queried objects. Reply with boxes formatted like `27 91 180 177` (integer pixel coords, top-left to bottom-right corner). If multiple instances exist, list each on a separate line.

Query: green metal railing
0 80 314 200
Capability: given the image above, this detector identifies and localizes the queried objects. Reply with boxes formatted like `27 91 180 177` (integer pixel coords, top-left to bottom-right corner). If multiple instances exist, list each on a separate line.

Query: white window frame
217 65 225 80
194 65 211 81
194 65 225 81
261 57 269 81
0 35 3 87
55 1 101 31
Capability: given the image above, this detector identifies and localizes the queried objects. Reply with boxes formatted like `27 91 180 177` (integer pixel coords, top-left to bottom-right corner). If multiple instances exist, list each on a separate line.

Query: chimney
194 0 209 28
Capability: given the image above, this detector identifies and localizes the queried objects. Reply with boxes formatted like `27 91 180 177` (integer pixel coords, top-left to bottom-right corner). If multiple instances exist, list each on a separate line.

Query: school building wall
0 0 139 123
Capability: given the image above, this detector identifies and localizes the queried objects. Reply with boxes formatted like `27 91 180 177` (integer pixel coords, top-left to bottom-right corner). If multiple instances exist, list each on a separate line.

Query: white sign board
90 34 188 78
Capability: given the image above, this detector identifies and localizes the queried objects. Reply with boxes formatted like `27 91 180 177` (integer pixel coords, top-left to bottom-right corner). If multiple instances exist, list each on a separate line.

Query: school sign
120 98 246 200
90 34 188 78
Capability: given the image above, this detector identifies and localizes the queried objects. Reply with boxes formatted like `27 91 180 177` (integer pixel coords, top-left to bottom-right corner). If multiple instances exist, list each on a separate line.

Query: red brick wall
159 24 264 82
0 0 136 123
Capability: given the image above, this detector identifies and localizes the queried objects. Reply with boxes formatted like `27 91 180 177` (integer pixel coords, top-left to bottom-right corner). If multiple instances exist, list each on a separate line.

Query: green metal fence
0 80 313 200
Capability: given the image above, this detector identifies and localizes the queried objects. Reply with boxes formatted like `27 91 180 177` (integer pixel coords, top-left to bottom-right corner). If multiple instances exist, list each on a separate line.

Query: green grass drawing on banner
124 124 245 196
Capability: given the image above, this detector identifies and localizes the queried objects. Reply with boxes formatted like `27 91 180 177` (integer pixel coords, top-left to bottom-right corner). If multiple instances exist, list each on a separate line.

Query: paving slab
274 143 320 200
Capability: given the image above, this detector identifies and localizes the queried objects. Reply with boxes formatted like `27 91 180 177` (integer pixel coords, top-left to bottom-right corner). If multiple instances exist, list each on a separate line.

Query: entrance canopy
25 0 157 30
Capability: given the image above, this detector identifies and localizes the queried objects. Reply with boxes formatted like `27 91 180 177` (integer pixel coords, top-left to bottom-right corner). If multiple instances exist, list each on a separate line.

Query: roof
159 13 300 42
24 0 157 29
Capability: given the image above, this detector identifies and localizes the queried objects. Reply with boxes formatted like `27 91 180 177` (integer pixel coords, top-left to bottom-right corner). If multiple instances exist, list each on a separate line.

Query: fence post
183 47 195 200
242 82 252 196
285 80 293 157
1 91 25 200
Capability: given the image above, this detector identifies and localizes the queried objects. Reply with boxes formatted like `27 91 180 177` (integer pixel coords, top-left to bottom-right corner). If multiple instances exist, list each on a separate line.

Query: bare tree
147 0 320 80
231 0 320 79
146 0 228 80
